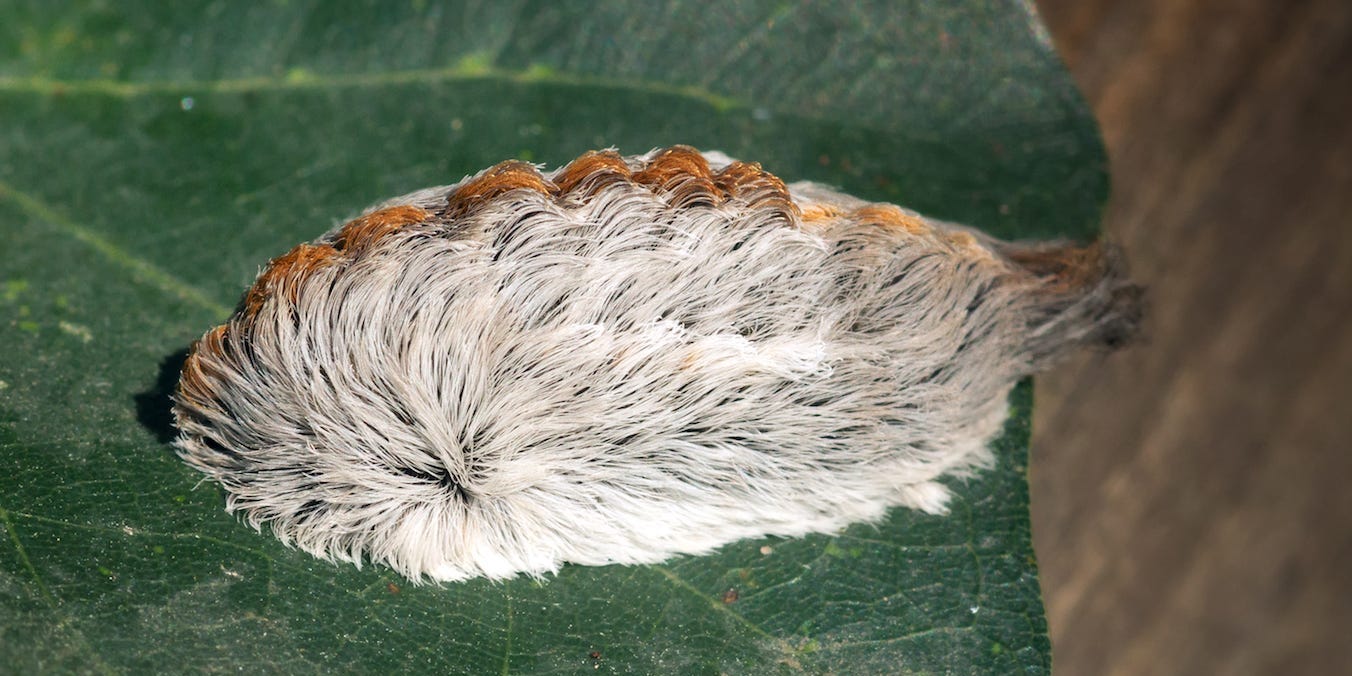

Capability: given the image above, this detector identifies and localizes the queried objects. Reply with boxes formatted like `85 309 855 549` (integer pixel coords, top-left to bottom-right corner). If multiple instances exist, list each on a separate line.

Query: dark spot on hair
295 499 325 521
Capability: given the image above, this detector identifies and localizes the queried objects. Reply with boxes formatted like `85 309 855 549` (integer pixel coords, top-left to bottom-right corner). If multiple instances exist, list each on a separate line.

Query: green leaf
0 2 1103 673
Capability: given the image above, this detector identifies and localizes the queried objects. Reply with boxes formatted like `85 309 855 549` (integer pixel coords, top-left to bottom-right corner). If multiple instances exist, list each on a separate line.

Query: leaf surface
0 2 1103 672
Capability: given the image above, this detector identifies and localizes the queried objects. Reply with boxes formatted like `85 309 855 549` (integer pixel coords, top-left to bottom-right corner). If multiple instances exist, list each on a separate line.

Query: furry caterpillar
173 146 1140 583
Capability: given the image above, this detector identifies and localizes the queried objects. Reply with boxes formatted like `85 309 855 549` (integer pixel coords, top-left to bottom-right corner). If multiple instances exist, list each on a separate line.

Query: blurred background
1028 0 1351 674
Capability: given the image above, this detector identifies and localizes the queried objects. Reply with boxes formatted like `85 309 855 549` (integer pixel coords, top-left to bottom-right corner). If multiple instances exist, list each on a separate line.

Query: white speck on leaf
58 321 93 343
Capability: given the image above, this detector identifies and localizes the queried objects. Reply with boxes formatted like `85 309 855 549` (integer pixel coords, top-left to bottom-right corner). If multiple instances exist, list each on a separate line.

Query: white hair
173 147 1140 582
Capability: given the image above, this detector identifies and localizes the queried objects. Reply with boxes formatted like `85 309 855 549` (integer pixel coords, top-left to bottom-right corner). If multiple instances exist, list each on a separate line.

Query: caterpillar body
173 146 1140 582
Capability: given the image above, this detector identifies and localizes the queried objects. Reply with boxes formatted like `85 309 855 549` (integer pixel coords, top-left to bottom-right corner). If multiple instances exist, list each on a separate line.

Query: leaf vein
1 506 54 605
0 65 743 112
501 593 513 676
0 505 118 675
0 177 231 318
651 566 798 665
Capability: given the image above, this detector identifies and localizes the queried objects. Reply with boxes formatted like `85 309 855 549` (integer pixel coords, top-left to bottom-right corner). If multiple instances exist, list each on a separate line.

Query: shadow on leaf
135 347 190 444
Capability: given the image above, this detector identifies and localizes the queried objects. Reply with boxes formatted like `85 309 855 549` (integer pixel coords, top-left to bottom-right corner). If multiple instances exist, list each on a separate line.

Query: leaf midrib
0 58 743 112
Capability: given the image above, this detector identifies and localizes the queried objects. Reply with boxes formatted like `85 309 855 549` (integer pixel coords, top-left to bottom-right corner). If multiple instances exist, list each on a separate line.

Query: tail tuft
1001 239 1145 370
